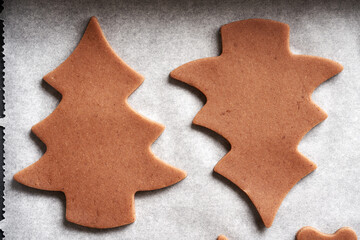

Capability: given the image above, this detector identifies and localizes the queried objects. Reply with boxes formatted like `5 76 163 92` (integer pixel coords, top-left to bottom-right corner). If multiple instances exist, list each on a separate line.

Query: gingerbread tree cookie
14 17 186 228
171 19 343 227
297 227 357 240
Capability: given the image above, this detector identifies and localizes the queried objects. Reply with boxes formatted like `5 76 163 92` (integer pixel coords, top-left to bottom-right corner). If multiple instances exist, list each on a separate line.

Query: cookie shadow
135 181 182 199
168 75 207 105
212 171 266 231
62 213 131 234
191 124 231 153
30 130 46 155
41 78 62 103
28 79 62 154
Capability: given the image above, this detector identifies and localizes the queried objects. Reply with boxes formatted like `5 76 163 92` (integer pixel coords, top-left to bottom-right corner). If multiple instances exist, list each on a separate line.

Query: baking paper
0 0 359 239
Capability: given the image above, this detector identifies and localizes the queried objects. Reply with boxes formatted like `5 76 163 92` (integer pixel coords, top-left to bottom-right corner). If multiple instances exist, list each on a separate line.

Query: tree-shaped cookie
14 17 186 229
171 19 343 227
297 227 358 240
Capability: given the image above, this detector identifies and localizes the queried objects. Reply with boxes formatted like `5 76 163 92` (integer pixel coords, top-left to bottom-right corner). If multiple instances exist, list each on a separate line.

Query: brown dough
171 19 343 227
14 17 186 228
297 227 358 240
217 235 229 240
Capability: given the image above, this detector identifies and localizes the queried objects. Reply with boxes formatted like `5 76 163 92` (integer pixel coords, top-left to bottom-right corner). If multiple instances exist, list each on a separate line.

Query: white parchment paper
0 0 359 239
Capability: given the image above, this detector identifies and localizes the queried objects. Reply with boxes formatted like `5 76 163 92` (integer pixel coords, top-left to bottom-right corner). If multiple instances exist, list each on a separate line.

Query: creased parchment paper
0 0 359 239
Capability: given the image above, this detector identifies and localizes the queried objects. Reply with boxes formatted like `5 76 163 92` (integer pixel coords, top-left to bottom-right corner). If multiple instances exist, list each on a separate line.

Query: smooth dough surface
14 17 186 229
171 19 343 227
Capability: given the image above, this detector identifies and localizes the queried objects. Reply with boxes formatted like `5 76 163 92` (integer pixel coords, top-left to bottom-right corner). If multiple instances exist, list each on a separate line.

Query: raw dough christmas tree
14 17 186 228
171 19 343 227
